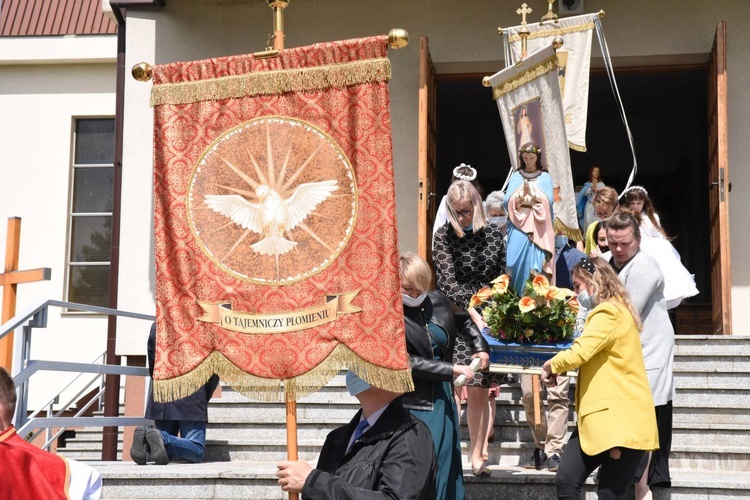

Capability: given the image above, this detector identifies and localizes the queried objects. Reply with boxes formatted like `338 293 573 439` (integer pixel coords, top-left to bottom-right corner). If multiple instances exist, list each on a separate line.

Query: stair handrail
3 298 155 455
25 350 106 423
25 353 109 448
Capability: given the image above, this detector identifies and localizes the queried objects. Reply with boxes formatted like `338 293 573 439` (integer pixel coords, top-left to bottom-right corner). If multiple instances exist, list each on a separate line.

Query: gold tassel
151 58 392 107
568 141 587 152
554 218 583 242
152 343 414 403
492 56 558 99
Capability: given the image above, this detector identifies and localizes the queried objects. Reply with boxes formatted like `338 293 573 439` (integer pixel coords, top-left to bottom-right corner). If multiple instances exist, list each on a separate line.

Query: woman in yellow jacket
541 257 658 500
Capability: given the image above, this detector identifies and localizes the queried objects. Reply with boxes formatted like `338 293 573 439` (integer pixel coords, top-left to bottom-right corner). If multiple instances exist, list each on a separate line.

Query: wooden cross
517 3 533 26
0 217 51 371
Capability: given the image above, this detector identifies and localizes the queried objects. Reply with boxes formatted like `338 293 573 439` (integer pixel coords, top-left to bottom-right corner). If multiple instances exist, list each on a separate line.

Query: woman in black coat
400 252 490 498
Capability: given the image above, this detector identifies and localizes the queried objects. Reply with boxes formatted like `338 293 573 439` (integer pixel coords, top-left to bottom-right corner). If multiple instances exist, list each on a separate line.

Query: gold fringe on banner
152 343 414 404
507 22 595 43
492 56 558 99
151 58 392 107
554 218 583 242
568 141 587 152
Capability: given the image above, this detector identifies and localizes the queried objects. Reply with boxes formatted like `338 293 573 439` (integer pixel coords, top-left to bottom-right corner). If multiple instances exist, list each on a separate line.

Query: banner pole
286 399 299 500
268 0 288 51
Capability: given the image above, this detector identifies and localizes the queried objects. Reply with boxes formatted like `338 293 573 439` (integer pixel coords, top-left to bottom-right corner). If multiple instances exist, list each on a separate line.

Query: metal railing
0 299 155 452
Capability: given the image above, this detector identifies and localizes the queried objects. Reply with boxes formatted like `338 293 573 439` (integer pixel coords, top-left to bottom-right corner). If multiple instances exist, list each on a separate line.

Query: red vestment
0 426 70 500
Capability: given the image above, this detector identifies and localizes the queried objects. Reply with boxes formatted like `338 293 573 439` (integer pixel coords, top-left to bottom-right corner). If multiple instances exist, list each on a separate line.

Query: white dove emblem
205 180 339 256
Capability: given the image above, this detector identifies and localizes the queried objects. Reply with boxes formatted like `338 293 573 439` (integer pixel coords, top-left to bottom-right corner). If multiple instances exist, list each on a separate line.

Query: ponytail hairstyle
573 257 643 332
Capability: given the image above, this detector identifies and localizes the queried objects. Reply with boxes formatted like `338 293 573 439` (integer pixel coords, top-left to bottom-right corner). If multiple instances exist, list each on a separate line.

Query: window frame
63 117 115 314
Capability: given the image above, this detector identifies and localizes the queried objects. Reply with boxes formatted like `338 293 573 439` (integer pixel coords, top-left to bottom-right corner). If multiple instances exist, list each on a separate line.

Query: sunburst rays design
203 121 340 282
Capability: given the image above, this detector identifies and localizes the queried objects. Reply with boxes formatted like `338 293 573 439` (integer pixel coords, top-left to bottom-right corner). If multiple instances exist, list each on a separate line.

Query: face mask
555 235 568 252
402 292 428 308
462 224 473 231
489 216 507 227
345 371 371 397
577 289 596 310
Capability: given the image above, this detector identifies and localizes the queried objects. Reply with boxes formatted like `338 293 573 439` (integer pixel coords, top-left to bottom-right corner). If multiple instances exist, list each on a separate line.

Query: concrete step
201 432 749 473
60 439 122 451
670 445 750 472
675 335 750 354
56 426 124 463
671 422 750 447
59 450 123 461
94 460 750 499
673 406 750 425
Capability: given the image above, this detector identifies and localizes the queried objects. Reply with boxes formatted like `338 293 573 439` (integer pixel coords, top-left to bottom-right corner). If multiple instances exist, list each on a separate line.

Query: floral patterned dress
433 222 506 387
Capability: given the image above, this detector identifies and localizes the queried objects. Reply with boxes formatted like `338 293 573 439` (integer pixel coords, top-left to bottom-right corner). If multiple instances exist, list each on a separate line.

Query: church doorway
429 65 711 333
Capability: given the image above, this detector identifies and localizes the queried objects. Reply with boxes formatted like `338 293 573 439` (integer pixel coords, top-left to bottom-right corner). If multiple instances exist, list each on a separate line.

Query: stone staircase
90 335 750 499
56 405 125 461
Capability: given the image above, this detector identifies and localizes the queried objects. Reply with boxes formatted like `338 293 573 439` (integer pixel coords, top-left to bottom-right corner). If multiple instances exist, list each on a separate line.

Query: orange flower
469 287 493 308
546 286 574 301
567 296 580 312
491 274 510 285
532 275 550 295
518 296 537 313
492 278 510 295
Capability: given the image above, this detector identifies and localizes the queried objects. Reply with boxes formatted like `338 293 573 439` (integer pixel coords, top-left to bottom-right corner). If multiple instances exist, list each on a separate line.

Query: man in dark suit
276 371 436 499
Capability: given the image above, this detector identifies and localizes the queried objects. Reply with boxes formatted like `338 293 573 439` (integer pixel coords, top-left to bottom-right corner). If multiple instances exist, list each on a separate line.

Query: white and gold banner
488 46 581 241
503 13 596 152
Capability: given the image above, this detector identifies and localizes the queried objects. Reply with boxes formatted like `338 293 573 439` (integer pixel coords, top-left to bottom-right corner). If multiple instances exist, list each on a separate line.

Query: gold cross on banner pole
0 217 51 371
516 2 533 24
516 3 533 59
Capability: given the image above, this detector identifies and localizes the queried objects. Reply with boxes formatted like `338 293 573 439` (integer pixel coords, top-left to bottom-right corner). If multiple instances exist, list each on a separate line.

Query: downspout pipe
104 0 165 462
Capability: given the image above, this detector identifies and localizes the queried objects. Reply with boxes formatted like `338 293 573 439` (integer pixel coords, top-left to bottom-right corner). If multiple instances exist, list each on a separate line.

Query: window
67 119 115 309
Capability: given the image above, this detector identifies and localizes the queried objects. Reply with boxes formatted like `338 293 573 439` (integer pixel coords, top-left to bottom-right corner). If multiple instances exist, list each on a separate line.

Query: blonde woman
541 257 658 499
400 252 488 499
433 180 505 475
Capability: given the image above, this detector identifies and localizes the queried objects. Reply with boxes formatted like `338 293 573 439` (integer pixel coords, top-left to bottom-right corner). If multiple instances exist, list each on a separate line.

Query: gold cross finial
517 3 533 26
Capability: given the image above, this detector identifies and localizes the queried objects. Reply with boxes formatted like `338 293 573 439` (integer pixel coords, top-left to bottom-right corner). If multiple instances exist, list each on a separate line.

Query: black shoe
130 426 148 465
547 453 561 472
145 428 169 465
523 448 548 470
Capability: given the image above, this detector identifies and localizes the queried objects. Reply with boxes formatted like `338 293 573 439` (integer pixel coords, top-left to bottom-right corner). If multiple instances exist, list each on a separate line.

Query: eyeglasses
453 208 473 219
594 207 614 219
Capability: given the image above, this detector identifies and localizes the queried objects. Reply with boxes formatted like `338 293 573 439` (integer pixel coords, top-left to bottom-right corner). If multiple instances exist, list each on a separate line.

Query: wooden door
418 36 437 263
707 21 732 334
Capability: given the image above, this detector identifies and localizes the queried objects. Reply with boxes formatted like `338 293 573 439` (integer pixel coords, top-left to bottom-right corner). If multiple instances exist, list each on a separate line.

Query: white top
638 215 698 309
432 195 450 240
64 457 102 500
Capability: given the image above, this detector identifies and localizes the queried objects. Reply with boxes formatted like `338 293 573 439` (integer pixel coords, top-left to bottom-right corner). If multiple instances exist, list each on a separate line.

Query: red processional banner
150 36 412 402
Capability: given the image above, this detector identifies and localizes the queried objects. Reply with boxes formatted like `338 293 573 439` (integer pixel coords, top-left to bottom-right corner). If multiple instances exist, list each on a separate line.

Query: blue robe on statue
504 170 555 294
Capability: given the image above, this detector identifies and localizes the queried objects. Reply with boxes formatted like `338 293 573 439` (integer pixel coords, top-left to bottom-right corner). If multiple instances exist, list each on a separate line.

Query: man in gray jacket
607 212 675 499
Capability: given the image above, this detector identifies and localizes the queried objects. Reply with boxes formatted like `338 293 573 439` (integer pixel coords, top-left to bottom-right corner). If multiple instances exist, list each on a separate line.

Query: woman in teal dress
400 253 490 498
504 142 556 293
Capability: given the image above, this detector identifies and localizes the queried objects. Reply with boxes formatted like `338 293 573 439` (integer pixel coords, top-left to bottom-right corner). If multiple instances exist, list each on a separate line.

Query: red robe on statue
0 426 70 500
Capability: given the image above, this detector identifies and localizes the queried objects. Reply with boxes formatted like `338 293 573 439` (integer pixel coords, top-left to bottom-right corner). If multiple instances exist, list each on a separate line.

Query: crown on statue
518 144 541 155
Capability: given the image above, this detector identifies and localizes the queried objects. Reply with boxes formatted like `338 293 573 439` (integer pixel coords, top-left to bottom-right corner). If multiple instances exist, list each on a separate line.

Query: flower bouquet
469 274 579 366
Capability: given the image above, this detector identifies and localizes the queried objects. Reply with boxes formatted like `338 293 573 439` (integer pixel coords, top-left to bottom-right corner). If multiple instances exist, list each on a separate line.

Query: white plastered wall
115 16 158 356
0 36 120 408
